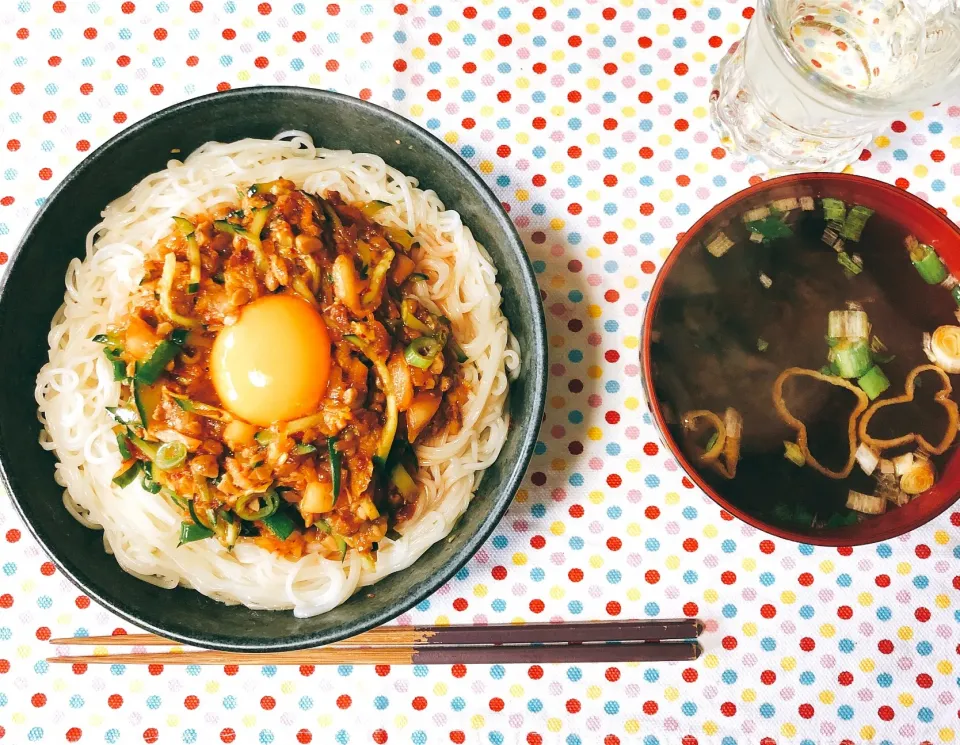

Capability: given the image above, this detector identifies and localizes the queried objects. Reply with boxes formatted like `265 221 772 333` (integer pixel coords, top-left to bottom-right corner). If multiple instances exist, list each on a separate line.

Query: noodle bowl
35 133 519 618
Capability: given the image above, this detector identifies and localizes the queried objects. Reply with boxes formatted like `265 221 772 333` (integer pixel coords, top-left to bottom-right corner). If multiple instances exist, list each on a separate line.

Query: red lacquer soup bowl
641 174 960 546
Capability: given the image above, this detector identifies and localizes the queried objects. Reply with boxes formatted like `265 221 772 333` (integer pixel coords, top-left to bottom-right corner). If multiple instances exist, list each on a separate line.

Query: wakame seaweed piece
821 197 846 223
840 205 874 242
745 215 793 241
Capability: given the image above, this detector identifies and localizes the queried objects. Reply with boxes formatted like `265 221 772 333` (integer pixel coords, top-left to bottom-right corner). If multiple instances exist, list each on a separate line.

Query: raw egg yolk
210 294 331 427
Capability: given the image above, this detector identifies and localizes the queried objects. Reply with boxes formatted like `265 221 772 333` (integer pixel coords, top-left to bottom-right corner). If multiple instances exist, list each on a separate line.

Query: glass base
709 42 875 174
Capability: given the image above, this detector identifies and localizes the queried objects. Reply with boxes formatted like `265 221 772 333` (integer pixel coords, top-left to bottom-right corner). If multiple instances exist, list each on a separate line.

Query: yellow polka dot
588 426 603 440
742 689 756 703
625 397 640 410
586 188 600 201
317 715 332 727
657 78 671 91
703 653 719 668
941 728 955 742
587 685 602 700
588 366 603 381
586 247 601 259
622 51 636 63
549 585 565 600
898 626 913 641
780 591 796 604
819 560 834 573
659 189 674 202
550 521 565 536
935 530 950 545
860 658 875 672
587 304 602 319
512 552 527 566
590 555 604 569
938 660 953 675
694 162 708 174
896 562 911 575
509 684 524 697
625 719 640 735
703 721 718 736
622 162 637 174
281 682 295 695
820 689 835 704
742 622 757 636
782 656 796 671
626 458 641 473
665 555 680 570
937 594 950 609
664 686 679 701
703 589 718 603
858 592 873 606
205 681 220 694
551 161 564 174
444 132 459 144
657 134 672 146
587 77 601 91
820 624 836 638
551 51 565 62
727 22 741 33
742 558 756 571
474 584 488 598
875 135 891 147
914 164 929 178
589 490 604 504
861 725 875 740
394 715 408 729
478 160 494 174
479 105 494 118
627 522 642 537
782 723 797 738
665 491 680 505
548 217 565 231
899 693 914 707
516 489 528 503
550 105 564 116
547 718 562 733
622 220 638 234
515 189 529 202
621 106 636 117
550 458 566 472
703 524 718 539
910 110 925 121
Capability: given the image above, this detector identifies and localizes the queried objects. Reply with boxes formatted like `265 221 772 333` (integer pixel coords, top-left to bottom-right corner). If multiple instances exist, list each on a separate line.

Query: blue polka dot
760 637 776 651
682 506 697 520
681 701 697 716
798 543 814 555
223 695 236 710
913 575 929 589
335 731 349 745
838 638 854 653
721 669 737 684
606 570 622 584
261 665 277 677
759 572 775 586
800 605 815 619
929 121 943 133
27 728 43 742
105 729 121 744
919 707 934 722
530 567 544 582
374 695 389 710
917 640 932 656
645 538 660 551
643 667 659 682
644 475 660 488
527 698 542 713
568 600 583 614
69 694 84 708
722 604 737 618
877 543 892 558
259 731 274 745
412 732 427 745
488 734 504 745
876 672 893 688
644 602 660 616
683 570 698 584
721 539 736 553
837 705 854 720
799 671 815 685
759 703 776 718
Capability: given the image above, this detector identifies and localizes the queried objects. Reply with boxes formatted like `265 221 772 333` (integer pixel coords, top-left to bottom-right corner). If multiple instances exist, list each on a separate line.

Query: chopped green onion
214 509 240 549
449 339 468 363
911 243 948 284
405 336 443 370
829 340 872 379
178 522 214 545
234 488 280 521
840 205 874 242
818 364 835 376
315 518 332 534
857 365 890 400
704 432 719 453
837 251 863 275
390 463 418 501
116 432 131 460
261 509 297 540
162 487 188 510
329 437 341 506
828 310 870 342
783 441 805 467
112 461 141 488
745 216 792 241
109 356 127 381
294 442 317 455
188 495 217 531
334 533 348 561
821 198 846 223
155 441 188 470
756 337 769 352
407 272 429 282
127 431 159 461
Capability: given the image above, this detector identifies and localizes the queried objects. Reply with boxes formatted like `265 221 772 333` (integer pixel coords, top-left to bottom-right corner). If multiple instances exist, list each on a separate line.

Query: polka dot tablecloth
1 1 959 744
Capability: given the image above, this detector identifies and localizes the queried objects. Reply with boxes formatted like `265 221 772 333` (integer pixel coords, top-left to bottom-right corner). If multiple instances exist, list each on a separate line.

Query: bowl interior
643 174 960 546
0 88 546 650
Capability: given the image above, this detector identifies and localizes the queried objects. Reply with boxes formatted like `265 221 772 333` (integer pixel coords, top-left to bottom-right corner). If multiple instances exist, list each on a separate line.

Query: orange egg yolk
210 294 331 427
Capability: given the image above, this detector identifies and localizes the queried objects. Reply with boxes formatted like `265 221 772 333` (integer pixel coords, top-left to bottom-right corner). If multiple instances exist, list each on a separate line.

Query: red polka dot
452 663 467 677
66 728 82 742
16 28 29 40
759 540 775 554
147 664 163 676
186 55 199 66
760 604 776 618
878 639 894 654
838 671 853 685
498 34 512 46
709 35 723 48
895 177 910 189
32 693 47 707
220 729 235 744
154 28 167 41
396 3 409 15
799 637 815 652
107 693 123 709
80 83 93 95
49 56 61 67
184 695 199 710
114 112 127 124
682 538 698 552
915 607 931 623
760 670 776 685
117 55 131 67
452 597 468 612
878 705 895 721
76 595 91 609
222 28 236 40
603 118 618 131
711 147 726 159
258 2 272 13
682 602 698 617
875 574 890 587
5 529 20 543
643 700 658 715
917 673 933 688
451 734 466 745
606 601 621 616
83 27 97 40
326 60 339 72
217 82 231 92
932 149 945 162
296 731 312 744
496 144 511 158
336 694 351 709
412 696 427 711
891 120 906 133
720 702 736 717
255 57 269 69
490 697 505 712
529 598 545 613
798 703 814 719
492 565 507 580
260 696 275 710
428 33 442 46
837 605 853 620
532 6 546 20
189 1 203 11
299 665 314 676
54 1 67 11
121 2 135 12
76 140 90 152
528 665 544 679
144 729 159 744
72 663 87 674
721 636 737 650
569 35 582 47
645 506 660 520
674 63 689 76
43 110 56 123
292 31 306 43
837 546 853 556
0 594 14 609
915 544 931 559
645 570 660 584
721 571 736 585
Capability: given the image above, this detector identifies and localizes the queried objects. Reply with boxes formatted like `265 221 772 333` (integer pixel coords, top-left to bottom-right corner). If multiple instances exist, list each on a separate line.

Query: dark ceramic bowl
0 88 547 651
642 174 960 546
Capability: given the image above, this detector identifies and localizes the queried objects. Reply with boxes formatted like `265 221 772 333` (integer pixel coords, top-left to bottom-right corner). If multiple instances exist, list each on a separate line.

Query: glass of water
710 0 960 172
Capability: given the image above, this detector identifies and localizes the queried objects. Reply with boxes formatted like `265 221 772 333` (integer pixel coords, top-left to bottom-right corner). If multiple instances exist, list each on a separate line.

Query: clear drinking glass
710 0 960 172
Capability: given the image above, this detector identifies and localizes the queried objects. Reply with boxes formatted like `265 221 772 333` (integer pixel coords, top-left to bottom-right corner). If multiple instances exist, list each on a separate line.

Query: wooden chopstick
51 618 702 649
48 641 702 666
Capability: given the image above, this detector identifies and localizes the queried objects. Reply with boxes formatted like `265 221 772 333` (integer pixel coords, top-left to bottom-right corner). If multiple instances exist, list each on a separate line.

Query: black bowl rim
0 86 547 648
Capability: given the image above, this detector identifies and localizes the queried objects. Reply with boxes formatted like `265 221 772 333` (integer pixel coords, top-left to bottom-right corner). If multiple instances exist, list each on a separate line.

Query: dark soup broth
649 194 960 534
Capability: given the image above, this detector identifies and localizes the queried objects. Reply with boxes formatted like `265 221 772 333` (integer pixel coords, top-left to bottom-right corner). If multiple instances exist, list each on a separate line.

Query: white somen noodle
35 133 519 617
